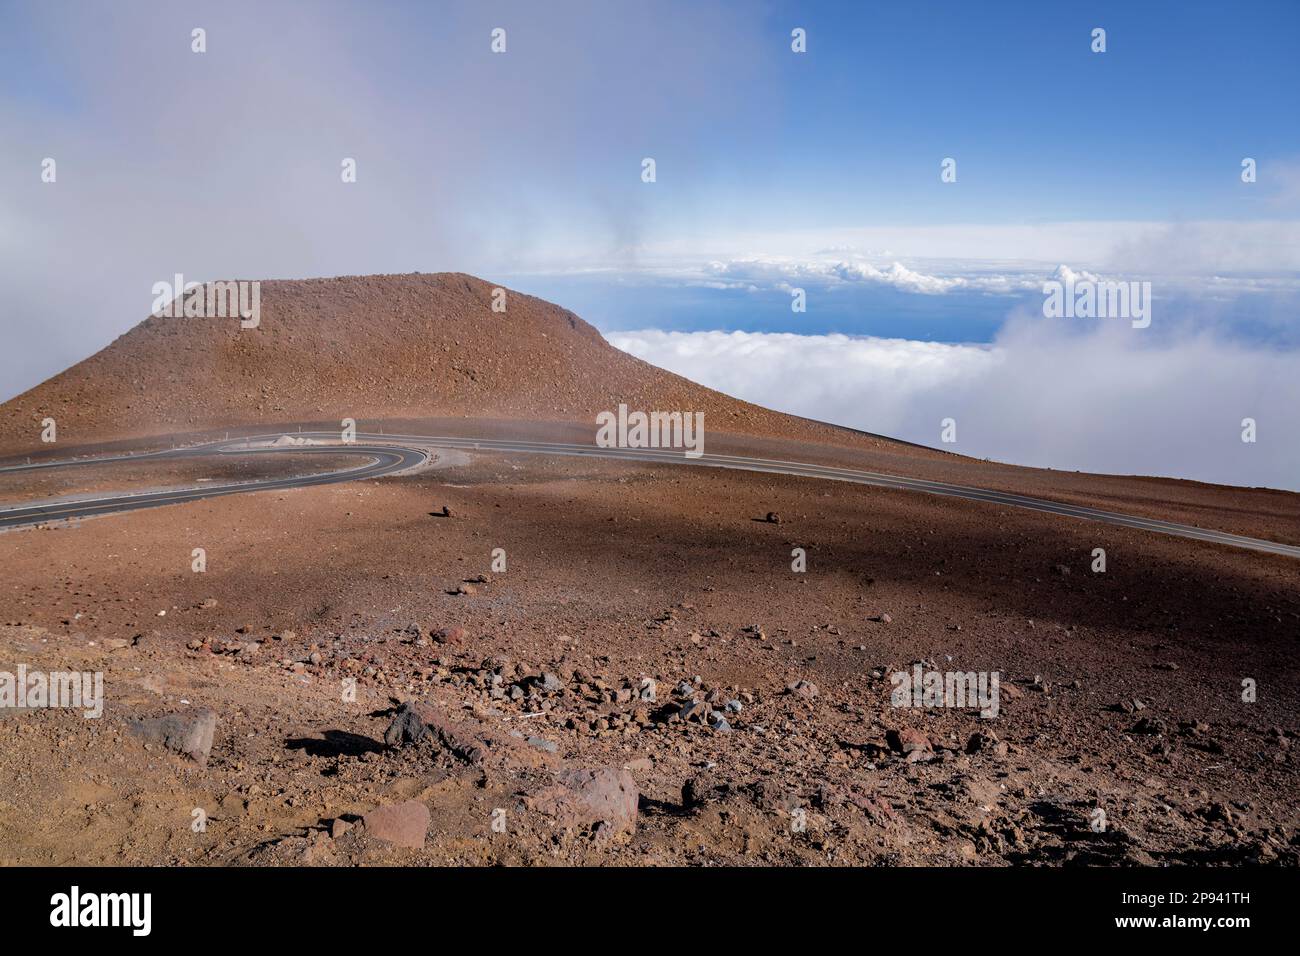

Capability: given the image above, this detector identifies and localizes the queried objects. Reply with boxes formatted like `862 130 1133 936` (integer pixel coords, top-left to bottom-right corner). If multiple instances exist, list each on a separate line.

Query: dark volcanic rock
128 708 217 765
383 701 550 769
384 701 487 763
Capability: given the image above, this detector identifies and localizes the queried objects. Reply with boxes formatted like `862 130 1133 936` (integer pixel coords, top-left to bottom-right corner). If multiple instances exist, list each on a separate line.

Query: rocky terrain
1 448 1296 866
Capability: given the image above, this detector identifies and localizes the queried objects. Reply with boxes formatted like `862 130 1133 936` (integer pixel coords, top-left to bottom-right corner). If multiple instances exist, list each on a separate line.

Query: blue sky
725 1 1300 226
2 0 1298 486
492 0 1300 346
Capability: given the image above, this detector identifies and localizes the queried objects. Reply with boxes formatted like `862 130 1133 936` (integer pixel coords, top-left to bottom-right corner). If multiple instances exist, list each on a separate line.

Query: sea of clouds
609 312 1300 492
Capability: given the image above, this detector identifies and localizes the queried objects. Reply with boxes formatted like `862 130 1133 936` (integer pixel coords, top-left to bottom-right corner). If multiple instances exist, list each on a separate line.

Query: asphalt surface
2 430 1297 559
0 443 425 531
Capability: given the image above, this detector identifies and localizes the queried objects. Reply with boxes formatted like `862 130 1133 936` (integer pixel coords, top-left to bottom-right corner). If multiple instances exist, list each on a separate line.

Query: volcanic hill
0 273 874 455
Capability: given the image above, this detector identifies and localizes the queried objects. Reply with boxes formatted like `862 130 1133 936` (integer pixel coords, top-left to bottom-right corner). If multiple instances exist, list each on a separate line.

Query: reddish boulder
433 626 467 645
528 767 639 835
363 800 429 848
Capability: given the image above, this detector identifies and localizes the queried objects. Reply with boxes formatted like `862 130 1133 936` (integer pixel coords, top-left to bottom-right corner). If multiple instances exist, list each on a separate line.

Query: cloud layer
598 253 1300 301
609 319 1300 492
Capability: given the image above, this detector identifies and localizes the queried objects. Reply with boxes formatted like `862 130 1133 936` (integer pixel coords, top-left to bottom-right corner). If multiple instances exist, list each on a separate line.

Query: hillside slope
0 273 887 455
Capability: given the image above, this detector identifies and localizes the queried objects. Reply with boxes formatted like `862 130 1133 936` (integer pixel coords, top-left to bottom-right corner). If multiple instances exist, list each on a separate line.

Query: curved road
0 443 425 530
1 430 1297 559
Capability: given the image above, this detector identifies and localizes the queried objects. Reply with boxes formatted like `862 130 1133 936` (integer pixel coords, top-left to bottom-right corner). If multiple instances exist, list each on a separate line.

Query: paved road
0 443 425 531
2 430 1297 559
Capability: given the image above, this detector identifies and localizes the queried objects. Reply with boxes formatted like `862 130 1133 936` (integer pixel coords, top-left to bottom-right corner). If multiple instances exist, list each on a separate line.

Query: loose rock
527 767 639 835
363 800 429 848
128 708 217 765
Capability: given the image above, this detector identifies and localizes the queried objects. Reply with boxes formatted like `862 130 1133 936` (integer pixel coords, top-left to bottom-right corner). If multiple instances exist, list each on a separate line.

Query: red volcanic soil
0 448 1296 866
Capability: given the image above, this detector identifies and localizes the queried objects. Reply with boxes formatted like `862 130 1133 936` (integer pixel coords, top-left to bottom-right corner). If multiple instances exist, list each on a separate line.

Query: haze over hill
0 273 873 455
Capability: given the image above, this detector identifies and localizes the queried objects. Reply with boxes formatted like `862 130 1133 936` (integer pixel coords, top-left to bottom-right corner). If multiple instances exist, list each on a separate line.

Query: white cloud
688 255 1046 295
538 252 1300 301
528 219 1300 279
608 321 1300 492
